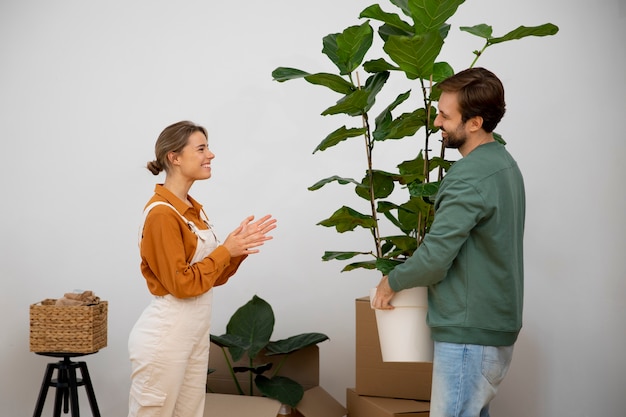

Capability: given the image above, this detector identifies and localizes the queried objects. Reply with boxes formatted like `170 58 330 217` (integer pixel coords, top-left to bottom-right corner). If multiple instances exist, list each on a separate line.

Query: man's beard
442 123 467 149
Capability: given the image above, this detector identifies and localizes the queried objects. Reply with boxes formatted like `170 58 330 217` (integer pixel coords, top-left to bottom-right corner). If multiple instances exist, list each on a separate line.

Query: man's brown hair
437 67 506 133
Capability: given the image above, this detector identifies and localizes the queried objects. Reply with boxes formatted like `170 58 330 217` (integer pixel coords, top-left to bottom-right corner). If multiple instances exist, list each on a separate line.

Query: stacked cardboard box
205 343 346 417
348 296 433 417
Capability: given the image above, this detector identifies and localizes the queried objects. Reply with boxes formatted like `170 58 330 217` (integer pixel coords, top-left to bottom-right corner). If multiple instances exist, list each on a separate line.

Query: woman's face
172 131 215 181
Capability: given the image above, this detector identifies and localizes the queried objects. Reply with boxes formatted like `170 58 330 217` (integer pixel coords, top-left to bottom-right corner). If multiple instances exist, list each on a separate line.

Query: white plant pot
370 287 433 362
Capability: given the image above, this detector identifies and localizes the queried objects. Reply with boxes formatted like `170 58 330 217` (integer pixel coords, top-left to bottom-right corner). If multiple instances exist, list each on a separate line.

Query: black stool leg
67 360 81 416
77 362 101 417
33 363 56 417
55 361 68 417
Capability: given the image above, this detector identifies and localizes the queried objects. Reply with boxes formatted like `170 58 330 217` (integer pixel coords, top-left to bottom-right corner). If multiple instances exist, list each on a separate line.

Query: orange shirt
140 184 246 298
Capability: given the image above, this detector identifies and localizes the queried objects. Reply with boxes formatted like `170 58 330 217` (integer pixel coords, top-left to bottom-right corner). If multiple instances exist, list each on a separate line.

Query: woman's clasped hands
222 215 277 257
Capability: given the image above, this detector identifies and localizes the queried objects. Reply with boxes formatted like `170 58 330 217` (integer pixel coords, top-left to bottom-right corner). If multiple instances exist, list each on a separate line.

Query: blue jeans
430 342 514 417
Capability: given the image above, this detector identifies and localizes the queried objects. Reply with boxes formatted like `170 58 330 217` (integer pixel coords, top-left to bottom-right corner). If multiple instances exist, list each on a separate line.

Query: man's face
434 91 467 149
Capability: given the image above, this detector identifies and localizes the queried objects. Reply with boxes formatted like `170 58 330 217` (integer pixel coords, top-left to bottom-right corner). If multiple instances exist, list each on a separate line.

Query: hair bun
146 160 163 175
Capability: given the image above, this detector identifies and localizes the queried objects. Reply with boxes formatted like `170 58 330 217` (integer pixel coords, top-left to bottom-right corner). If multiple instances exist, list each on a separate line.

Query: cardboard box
206 343 346 417
346 388 429 417
355 297 433 401
205 387 346 417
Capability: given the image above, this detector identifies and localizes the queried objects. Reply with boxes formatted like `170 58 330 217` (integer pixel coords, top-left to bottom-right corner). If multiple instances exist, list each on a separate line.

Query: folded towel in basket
55 290 100 306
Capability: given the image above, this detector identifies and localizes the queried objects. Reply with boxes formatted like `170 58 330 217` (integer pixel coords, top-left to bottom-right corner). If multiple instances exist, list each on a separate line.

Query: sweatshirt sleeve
140 208 242 298
387 176 487 292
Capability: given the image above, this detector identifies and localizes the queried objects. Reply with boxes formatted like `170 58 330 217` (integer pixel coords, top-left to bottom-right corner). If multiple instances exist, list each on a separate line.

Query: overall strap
138 202 205 248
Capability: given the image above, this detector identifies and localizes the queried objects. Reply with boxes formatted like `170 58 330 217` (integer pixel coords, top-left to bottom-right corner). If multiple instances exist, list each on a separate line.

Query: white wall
1 1 624 416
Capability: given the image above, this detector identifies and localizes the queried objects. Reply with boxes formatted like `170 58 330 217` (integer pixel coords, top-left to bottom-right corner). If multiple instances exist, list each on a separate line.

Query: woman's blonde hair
147 121 208 175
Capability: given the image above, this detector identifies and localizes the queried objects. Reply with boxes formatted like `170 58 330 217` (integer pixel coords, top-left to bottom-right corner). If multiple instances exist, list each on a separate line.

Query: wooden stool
32 352 101 417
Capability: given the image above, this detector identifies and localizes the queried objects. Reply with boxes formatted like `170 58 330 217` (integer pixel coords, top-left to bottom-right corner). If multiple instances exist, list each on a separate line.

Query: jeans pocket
481 345 513 386
129 383 167 415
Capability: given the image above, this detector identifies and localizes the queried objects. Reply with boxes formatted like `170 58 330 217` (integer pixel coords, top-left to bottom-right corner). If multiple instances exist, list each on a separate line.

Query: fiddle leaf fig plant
209 295 329 408
272 0 558 274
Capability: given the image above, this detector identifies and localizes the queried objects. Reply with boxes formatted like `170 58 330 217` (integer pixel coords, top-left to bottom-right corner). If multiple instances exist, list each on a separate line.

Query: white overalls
128 202 217 417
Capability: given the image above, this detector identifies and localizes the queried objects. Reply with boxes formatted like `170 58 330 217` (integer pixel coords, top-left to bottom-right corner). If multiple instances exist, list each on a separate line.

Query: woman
128 120 276 417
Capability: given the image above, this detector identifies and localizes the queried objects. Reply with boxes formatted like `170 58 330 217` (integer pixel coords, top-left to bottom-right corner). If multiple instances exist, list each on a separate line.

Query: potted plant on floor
208 295 329 410
272 0 558 361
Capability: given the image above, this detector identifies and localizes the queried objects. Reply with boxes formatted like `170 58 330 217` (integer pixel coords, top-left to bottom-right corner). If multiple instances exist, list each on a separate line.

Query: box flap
365 396 430 414
296 386 346 417
204 393 281 417
346 389 429 417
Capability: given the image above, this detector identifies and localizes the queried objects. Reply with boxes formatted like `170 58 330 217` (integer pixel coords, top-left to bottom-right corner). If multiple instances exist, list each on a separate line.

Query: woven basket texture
30 299 108 353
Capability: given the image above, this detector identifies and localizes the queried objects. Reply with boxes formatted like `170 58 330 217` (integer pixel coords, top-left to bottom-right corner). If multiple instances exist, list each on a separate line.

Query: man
372 67 525 417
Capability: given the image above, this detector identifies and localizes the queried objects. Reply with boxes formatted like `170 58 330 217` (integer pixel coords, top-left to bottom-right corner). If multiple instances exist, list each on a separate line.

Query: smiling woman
127 120 277 417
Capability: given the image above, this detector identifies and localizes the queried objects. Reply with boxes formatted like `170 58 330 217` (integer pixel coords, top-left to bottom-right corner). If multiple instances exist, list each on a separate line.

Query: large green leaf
266 333 330 355
313 126 366 153
383 31 444 80
222 295 274 361
407 0 465 33
323 21 373 75
255 375 304 408
318 206 376 232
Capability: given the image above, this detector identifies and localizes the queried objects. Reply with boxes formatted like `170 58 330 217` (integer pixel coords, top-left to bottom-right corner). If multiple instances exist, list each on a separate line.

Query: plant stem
221 347 244 395
469 42 489 68
356 71 382 258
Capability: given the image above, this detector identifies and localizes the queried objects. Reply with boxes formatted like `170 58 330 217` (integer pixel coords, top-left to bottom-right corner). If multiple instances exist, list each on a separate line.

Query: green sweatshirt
388 141 525 346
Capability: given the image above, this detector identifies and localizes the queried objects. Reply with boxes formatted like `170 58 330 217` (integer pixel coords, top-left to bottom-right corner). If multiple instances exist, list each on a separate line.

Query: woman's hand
222 215 277 257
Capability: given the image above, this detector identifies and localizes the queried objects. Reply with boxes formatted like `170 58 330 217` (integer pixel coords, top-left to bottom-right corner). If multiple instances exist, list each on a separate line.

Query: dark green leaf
318 206 376 232
266 333 329 355
493 131 506 145
313 126 366 153
376 258 405 274
233 363 273 375
385 108 428 139
323 22 373 75
489 23 559 45
363 58 400 73
271 67 311 82
308 175 363 191
363 71 390 113
432 62 454 82
321 89 370 116
383 31 444 80
373 90 412 141
322 251 367 261
222 295 274 361
459 23 493 39
304 73 355 94
407 0 465 33
355 170 396 200
342 260 378 271
255 375 304 408
359 4 413 33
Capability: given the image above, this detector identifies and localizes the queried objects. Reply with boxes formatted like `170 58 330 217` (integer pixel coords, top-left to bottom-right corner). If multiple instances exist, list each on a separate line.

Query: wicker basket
30 299 108 353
